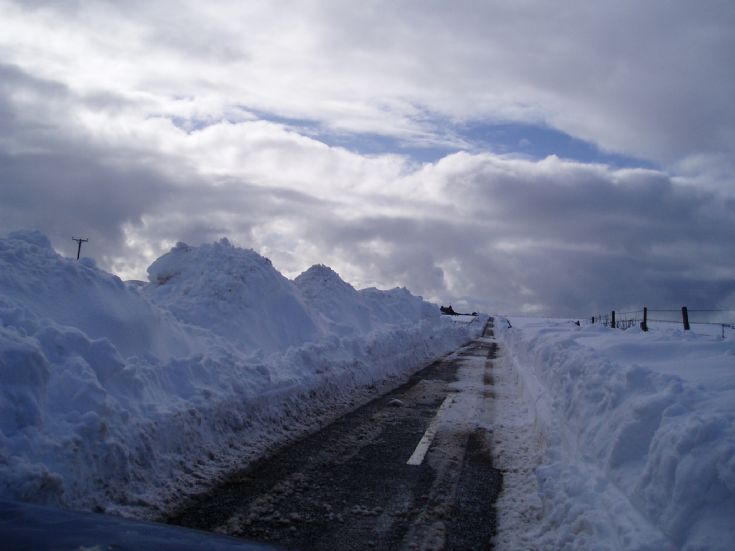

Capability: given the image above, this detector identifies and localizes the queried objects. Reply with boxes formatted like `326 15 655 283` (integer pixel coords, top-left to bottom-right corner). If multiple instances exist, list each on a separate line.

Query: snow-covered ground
493 317 735 550
0 230 481 518
6 228 730 549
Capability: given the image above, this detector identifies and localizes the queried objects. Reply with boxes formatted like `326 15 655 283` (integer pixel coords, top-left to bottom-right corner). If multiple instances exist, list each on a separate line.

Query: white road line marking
407 395 454 466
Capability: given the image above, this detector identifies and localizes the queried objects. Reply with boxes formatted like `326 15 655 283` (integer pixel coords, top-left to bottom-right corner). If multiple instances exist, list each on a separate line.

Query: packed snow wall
0 231 482 517
497 319 735 551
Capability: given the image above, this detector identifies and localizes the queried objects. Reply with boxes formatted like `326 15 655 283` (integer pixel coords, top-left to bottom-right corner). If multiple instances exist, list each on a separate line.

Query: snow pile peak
294 265 372 336
146 239 323 354
294 264 439 336
294 264 353 295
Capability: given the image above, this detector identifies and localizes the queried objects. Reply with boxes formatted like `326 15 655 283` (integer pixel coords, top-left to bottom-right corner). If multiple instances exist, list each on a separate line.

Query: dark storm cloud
0 151 169 235
0 64 173 260
304 216 479 295
0 1 733 316
127 179 340 249
0 63 325 271
289 156 735 315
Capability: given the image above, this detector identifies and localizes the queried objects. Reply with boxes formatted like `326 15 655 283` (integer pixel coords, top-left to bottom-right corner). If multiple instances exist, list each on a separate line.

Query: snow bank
359 286 438 326
0 231 197 360
294 264 376 336
497 318 735 550
0 231 479 517
294 264 439 336
145 239 323 354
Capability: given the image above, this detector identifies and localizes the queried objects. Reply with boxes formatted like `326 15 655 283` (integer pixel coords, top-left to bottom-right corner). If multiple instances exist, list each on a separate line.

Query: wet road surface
166 319 501 550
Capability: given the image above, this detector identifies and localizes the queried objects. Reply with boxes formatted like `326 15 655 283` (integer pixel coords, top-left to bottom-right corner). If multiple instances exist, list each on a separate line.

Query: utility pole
72 237 88 260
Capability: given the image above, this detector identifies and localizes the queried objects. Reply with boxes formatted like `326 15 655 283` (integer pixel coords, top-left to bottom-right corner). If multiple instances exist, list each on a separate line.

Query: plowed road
167 319 501 550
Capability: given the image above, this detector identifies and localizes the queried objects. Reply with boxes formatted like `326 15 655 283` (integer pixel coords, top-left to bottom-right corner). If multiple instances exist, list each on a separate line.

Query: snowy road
166 320 501 550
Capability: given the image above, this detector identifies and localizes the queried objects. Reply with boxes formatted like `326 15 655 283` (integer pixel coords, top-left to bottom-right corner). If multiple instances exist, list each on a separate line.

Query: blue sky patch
240 108 656 168
455 122 657 169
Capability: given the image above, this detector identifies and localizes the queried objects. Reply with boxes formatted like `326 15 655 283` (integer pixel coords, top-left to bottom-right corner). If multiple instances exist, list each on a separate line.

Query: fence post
611 310 616 329
682 306 690 330
641 307 648 332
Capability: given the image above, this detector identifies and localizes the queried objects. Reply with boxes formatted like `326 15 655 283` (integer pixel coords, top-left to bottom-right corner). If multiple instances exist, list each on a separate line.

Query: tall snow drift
497 319 735 551
294 264 437 336
0 231 195 360
360 286 438 326
0 230 479 517
294 264 372 336
145 239 323 354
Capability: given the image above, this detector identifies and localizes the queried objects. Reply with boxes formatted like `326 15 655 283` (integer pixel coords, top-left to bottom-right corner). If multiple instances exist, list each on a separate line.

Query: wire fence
589 306 735 338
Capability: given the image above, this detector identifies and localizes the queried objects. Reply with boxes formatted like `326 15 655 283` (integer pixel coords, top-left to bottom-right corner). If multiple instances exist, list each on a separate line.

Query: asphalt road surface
167 319 502 550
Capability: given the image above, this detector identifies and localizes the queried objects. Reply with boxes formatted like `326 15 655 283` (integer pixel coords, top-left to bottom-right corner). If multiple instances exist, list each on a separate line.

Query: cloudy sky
1 0 734 316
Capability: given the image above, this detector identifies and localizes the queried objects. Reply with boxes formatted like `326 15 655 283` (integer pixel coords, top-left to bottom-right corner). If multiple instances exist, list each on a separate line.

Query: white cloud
0 0 733 315
2 0 733 167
